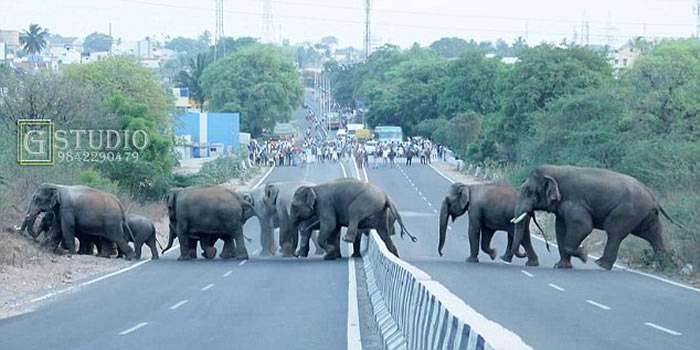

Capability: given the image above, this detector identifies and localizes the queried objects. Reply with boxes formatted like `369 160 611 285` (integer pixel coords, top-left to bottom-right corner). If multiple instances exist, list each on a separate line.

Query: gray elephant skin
167 186 254 260
439 182 539 266
240 181 322 256
124 214 160 260
21 183 136 259
289 178 415 260
511 165 680 270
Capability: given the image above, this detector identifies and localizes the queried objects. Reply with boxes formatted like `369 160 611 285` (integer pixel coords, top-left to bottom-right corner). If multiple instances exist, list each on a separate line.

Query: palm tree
19 24 49 57
176 52 210 111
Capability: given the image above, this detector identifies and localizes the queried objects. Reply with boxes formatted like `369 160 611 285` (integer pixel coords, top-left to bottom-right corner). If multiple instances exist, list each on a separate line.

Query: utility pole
214 0 225 59
695 0 700 38
262 0 274 43
364 0 371 60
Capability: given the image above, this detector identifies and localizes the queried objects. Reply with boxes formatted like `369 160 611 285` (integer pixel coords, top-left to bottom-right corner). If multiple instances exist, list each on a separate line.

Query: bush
79 169 119 193
199 153 249 184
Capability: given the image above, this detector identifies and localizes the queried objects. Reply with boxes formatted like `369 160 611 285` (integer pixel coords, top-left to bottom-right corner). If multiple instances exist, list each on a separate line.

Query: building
174 112 240 159
609 43 640 70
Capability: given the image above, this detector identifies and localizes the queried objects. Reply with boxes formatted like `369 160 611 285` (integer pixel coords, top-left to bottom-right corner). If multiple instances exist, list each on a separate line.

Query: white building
609 43 640 70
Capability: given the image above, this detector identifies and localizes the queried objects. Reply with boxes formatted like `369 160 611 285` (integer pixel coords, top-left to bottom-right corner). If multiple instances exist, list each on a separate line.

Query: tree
429 37 471 58
165 36 208 54
201 45 303 136
320 36 339 46
176 52 211 111
438 50 505 116
19 24 49 56
83 32 113 53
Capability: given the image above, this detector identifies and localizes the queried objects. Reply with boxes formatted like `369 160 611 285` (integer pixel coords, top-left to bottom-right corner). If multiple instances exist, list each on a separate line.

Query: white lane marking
548 283 565 292
447 226 452 231
530 234 700 293
644 322 682 336
339 161 348 178
521 270 534 278
347 255 362 349
427 202 432 207
429 163 456 184
418 191 423 196
421 196 428 201
586 300 611 310
169 299 188 310
30 258 151 303
432 209 438 214
201 283 214 291
223 270 233 277
239 260 247 266
253 164 276 189
119 322 148 335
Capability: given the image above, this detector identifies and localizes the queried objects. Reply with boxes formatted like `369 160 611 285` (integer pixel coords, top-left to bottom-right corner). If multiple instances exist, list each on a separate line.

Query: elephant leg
377 227 399 257
519 228 540 266
97 237 113 258
351 233 362 258
597 209 637 270
317 216 338 258
297 224 313 257
78 235 95 255
466 220 481 263
554 213 591 268
634 216 671 270
279 215 296 257
480 228 497 260
134 240 144 260
259 220 275 256
113 229 134 260
200 237 218 259
342 212 361 243
500 228 516 263
177 231 194 260
147 236 159 260
220 236 237 259
232 226 249 260
60 216 77 254
311 231 324 255
322 227 342 260
596 232 624 270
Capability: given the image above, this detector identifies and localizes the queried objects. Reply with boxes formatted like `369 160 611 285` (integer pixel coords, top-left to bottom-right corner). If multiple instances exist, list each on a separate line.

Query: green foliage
201 44 303 136
429 37 474 58
83 32 113 53
438 51 505 116
78 169 118 193
198 153 248 184
165 36 209 54
176 52 211 111
19 24 49 55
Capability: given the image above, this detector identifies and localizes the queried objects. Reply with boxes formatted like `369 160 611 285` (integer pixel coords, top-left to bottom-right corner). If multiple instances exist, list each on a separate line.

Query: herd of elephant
19 164 682 270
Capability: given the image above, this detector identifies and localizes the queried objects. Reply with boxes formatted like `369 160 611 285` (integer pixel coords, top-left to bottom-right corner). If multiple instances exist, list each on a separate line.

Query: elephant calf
122 214 160 260
439 182 539 266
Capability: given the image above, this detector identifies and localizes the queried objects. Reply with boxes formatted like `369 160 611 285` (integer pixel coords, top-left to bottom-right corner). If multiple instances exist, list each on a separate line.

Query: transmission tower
695 0 700 38
363 0 371 60
214 0 225 59
262 0 275 43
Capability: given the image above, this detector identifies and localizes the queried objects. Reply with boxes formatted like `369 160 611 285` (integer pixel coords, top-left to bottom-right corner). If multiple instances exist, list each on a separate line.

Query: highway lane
364 161 699 350
0 161 371 350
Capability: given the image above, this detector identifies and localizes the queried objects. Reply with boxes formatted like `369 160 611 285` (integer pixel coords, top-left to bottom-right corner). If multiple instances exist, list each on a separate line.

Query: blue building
174 112 240 158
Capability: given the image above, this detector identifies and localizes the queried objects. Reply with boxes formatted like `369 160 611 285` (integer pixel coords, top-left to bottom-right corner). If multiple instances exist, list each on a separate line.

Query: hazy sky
2 0 697 48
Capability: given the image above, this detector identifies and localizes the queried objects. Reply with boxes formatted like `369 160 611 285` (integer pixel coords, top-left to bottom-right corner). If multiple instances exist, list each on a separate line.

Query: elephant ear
48 187 61 209
241 192 254 207
457 184 470 211
543 175 561 204
301 186 317 210
264 184 279 207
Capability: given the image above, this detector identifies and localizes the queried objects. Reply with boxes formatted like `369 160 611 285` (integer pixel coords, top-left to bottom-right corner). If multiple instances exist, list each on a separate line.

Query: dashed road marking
427 202 432 207
119 322 148 335
432 209 438 214
223 270 233 277
169 299 188 310
548 283 565 292
239 260 248 266
521 270 534 278
418 191 423 196
644 322 682 336
586 300 611 310
447 226 452 231
201 283 214 291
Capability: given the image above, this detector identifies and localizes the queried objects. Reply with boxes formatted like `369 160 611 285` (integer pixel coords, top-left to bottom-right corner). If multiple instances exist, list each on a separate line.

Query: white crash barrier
364 231 532 350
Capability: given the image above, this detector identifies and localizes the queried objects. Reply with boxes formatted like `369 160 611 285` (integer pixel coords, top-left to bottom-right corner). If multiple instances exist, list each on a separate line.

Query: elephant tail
123 220 136 243
153 225 164 250
387 199 417 242
659 206 692 234
530 214 551 252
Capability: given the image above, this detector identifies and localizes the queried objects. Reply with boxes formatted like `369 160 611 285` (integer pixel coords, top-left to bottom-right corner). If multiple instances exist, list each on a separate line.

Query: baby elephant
124 214 160 260
439 182 540 266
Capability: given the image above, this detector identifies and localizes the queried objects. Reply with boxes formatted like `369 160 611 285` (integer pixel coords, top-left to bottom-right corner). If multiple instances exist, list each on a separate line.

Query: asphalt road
363 161 700 350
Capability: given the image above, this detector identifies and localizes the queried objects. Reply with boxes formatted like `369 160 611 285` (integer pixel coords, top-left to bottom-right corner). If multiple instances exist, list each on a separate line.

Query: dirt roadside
432 160 700 288
0 166 268 319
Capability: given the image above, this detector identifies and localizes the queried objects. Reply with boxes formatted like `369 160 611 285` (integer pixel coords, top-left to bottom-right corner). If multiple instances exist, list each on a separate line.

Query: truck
327 112 342 129
373 126 403 143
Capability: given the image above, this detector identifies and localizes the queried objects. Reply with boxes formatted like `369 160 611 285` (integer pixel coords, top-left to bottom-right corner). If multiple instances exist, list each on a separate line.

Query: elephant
511 165 679 270
289 177 416 260
247 181 324 257
438 182 539 266
123 214 161 260
20 183 135 260
166 186 255 260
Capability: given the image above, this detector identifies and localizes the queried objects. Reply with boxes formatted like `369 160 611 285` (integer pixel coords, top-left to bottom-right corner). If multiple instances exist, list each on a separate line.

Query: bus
373 126 403 143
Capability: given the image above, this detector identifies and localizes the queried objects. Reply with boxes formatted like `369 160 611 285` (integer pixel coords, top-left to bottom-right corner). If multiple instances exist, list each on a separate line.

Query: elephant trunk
438 199 450 256
161 223 176 254
21 206 42 238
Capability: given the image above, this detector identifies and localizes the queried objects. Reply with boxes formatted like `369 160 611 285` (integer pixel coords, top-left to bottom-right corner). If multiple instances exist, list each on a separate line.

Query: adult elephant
289 178 416 259
511 165 678 270
20 184 135 259
251 181 324 257
167 186 254 260
438 182 540 266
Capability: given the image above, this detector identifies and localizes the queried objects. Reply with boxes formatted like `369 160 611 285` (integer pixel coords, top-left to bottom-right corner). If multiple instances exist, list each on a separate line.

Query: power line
114 0 692 42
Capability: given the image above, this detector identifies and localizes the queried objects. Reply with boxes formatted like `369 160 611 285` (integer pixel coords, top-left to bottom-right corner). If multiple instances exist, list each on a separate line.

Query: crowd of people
246 105 450 169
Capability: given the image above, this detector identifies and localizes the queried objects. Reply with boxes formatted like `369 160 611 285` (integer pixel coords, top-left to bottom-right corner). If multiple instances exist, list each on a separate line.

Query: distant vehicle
365 140 378 153
327 112 341 129
355 129 371 140
273 123 297 138
336 129 347 139
374 126 403 143
346 123 364 139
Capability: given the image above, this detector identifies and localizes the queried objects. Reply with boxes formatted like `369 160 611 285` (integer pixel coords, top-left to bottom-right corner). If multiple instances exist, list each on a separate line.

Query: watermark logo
17 119 150 166
17 119 55 166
